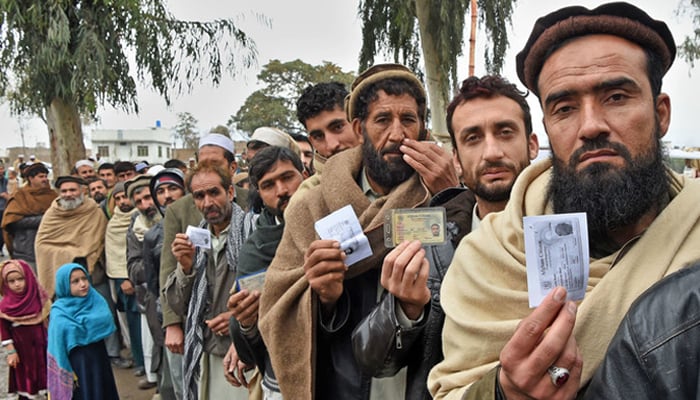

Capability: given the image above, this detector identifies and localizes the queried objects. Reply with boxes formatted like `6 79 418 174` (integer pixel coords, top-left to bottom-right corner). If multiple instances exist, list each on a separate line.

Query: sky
1 0 698 152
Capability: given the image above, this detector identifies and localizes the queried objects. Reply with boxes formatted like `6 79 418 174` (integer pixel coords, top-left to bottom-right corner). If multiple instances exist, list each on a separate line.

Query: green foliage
0 0 259 117
209 125 231 137
174 112 199 149
678 0 700 67
230 59 355 134
358 0 514 85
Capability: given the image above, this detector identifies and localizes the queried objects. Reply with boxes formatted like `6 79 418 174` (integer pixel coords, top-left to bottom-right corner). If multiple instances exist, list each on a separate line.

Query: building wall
92 127 173 164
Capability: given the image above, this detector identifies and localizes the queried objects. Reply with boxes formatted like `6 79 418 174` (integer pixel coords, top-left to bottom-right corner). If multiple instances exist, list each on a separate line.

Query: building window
137 146 149 157
158 146 163 158
97 146 109 158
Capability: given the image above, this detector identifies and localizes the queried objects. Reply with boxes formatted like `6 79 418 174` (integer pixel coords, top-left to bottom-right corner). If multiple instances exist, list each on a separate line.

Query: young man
225 146 306 397
429 3 700 399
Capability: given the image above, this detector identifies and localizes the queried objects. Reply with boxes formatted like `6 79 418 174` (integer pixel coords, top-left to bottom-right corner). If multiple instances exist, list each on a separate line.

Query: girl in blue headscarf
47 263 119 400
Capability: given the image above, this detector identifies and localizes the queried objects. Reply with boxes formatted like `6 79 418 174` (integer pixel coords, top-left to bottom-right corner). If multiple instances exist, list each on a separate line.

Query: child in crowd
0 259 50 400
47 263 120 400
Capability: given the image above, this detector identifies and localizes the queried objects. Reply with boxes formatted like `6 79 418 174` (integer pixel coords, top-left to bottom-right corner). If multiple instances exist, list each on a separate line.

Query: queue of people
0 2 697 400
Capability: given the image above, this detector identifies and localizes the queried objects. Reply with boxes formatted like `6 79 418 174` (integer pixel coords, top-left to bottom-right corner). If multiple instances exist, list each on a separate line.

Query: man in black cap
429 3 700 399
1 163 56 270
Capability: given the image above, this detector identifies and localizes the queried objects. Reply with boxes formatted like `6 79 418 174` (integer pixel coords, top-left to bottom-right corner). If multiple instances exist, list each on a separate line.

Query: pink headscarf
0 259 50 325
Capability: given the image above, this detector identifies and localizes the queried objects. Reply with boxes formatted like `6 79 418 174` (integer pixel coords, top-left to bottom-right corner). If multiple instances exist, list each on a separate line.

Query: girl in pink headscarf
0 259 50 399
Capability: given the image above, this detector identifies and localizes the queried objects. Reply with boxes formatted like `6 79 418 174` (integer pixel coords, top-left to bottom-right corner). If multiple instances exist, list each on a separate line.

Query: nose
325 133 341 154
388 119 405 143
578 100 610 141
275 181 289 197
482 133 505 161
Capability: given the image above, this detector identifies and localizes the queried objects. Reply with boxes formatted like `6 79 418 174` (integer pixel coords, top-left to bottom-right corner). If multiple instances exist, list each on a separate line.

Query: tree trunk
46 97 85 177
415 0 449 145
469 0 477 76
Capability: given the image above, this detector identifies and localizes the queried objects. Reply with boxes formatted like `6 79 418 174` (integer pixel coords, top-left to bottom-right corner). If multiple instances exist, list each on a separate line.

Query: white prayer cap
75 159 93 169
249 127 295 149
199 133 234 154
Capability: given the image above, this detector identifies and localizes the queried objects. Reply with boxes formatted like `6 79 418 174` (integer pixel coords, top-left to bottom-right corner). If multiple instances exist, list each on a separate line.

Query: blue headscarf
47 263 115 400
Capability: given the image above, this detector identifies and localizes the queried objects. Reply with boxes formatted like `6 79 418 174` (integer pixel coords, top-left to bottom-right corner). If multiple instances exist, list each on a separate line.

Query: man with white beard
35 175 108 298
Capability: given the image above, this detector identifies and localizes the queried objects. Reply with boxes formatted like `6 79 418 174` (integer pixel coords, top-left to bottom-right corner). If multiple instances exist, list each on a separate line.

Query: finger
386 241 424 288
509 287 568 355
531 301 577 374
380 241 414 286
305 239 340 259
236 361 249 387
227 290 250 309
304 258 347 279
304 247 345 271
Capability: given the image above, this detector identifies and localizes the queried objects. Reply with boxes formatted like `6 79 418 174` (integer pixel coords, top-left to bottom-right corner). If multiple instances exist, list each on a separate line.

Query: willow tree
0 0 258 175
358 0 515 142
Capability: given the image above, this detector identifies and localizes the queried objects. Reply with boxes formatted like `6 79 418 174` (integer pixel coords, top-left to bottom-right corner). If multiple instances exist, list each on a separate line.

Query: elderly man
125 175 163 389
351 74 539 400
1 163 56 270
226 146 306 396
428 3 700 399
159 133 249 398
163 160 250 400
75 159 96 180
35 176 108 298
142 168 187 399
258 63 458 399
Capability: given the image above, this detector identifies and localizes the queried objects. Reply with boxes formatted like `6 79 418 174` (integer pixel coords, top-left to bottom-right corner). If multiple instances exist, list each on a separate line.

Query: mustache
479 160 515 174
569 138 632 166
380 144 403 157
276 195 291 210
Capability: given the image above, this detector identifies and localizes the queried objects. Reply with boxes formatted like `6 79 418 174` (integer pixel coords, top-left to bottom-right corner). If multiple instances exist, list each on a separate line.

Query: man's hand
303 240 347 314
227 289 260 328
401 138 459 195
7 353 19 368
120 279 135 295
171 233 195 274
498 287 582 400
205 311 234 337
380 240 430 320
223 343 252 388
165 324 185 354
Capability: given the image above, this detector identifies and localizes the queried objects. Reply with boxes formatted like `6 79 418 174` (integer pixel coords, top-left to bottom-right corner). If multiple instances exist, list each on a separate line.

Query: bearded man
35 176 107 298
258 63 458 399
428 3 700 400
1 163 56 270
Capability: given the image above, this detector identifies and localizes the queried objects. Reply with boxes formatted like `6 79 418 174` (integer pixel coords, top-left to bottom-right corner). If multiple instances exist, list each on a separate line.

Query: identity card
523 213 589 308
314 205 372 266
383 207 447 248
235 269 267 293
185 225 212 249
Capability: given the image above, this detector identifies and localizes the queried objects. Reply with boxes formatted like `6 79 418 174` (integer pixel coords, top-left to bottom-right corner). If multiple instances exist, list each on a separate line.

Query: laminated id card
383 207 447 248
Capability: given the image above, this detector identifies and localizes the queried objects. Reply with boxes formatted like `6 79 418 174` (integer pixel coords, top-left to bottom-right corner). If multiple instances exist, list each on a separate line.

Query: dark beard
472 161 519 202
362 132 414 191
549 134 670 240
92 193 106 203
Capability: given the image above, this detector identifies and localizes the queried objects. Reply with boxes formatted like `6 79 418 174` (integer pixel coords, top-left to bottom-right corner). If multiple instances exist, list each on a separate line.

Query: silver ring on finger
547 365 570 387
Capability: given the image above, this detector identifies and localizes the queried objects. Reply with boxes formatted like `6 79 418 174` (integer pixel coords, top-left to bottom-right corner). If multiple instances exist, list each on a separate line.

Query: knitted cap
516 2 676 95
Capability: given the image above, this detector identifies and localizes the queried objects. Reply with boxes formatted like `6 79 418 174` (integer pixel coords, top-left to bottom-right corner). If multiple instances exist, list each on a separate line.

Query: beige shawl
35 197 108 298
258 146 430 399
429 159 700 399
105 206 138 278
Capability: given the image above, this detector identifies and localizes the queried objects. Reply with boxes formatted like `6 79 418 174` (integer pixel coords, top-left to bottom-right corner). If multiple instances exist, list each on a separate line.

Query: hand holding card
186 225 212 249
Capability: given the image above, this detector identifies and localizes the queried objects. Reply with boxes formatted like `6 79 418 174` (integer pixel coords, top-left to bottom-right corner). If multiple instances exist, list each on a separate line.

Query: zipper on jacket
395 326 403 349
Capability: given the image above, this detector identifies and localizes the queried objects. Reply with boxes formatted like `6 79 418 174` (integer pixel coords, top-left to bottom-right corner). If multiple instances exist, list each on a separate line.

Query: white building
92 127 173 164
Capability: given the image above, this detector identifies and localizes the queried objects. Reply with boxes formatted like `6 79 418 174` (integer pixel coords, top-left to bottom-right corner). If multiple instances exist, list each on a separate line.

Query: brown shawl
258 146 431 399
1 185 57 256
35 197 108 298
428 159 700 399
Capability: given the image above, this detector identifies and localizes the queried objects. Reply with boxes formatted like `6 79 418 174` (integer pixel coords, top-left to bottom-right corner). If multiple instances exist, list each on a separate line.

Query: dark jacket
6 215 43 264
351 188 475 400
583 261 700 400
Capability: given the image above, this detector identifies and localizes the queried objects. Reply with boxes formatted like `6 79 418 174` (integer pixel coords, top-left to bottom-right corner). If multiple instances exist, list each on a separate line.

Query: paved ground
0 249 156 399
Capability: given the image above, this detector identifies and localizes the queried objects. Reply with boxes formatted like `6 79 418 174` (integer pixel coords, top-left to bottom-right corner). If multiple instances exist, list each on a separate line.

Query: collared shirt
360 167 382 202
210 224 230 266
471 204 482 232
